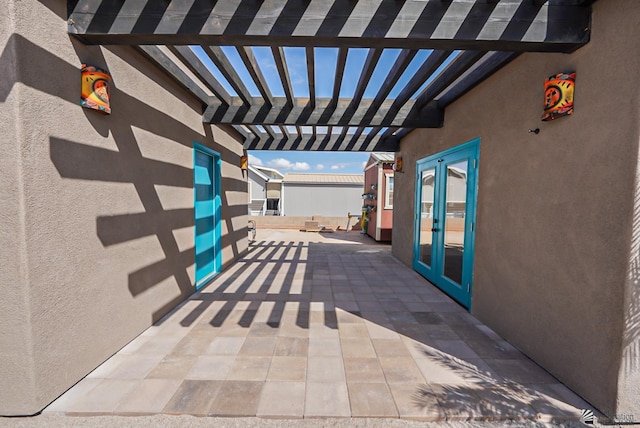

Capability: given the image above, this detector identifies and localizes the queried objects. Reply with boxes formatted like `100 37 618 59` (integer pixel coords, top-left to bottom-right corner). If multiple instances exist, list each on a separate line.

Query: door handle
431 228 439 232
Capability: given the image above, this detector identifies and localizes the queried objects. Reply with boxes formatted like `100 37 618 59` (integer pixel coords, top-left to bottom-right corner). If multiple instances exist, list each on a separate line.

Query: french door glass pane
419 168 436 268
443 160 468 284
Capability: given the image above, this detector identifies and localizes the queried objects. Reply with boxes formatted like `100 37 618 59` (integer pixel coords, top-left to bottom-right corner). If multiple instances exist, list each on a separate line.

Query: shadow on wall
620 180 640 389
1 34 247 323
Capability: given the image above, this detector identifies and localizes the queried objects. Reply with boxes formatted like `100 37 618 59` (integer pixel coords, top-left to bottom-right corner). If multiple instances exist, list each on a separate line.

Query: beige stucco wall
0 1 39 414
394 0 640 418
0 0 247 415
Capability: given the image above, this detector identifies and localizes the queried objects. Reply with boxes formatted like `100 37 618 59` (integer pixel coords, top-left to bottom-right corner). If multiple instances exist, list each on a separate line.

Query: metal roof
371 153 395 163
283 173 364 185
68 0 594 152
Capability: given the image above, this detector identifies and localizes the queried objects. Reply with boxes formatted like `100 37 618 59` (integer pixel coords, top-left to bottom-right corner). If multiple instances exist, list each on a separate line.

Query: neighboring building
248 165 284 215
363 153 395 241
282 173 364 217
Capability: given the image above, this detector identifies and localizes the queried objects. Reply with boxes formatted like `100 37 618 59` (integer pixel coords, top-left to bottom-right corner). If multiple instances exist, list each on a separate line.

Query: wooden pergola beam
243 129 398 152
69 0 592 53
202 97 443 128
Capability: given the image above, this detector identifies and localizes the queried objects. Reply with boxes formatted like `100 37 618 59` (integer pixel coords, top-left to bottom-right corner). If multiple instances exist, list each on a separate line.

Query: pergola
68 0 593 151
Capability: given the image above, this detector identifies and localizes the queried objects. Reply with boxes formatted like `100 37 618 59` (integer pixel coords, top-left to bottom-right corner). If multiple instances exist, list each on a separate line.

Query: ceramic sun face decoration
542 72 575 121
81 64 112 114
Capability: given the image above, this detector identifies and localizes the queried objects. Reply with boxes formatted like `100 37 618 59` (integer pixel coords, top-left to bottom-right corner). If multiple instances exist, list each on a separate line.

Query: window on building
385 174 394 209
266 198 280 213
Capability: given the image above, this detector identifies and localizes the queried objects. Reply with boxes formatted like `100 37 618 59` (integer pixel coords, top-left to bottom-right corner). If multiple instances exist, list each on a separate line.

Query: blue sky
191 46 459 174
248 151 369 175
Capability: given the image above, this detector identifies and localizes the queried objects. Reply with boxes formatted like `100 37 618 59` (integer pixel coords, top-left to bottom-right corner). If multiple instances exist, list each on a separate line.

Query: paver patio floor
44 229 592 422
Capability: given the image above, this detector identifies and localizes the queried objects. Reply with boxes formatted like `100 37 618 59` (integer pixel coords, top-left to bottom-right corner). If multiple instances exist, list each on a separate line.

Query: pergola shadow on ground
44 229 593 421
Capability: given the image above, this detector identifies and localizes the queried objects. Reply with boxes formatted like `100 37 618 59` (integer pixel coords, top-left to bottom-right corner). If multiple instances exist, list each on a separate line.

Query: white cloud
330 165 341 170
248 154 263 166
267 158 310 171
316 164 325 170
292 162 310 171
268 158 293 169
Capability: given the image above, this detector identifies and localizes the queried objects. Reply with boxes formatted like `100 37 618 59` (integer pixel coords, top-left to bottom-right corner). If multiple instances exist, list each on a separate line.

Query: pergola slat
169 45 232 106
414 50 487 109
332 48 349 104
236 46 273 106
137 46 208 106
306 47 316 107
360 49 418 123
271 46 294 106
204 46 253 106
437 51 519 108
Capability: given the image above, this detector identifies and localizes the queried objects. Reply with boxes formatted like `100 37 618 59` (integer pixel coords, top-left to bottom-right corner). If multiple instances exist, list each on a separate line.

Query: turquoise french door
194 143 221 289
413 139 479 309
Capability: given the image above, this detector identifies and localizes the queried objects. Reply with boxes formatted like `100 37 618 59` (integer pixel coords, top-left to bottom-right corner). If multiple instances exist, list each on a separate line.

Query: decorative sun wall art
541 72 575 121
81 64 112 114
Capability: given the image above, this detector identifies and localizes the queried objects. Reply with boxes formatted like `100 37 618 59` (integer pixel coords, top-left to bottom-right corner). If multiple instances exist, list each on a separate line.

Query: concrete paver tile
163 380 222 415
257 381 306 418
365 321 401 339
335 309 364 324
170 335 215 356
347 382 398 417
340 338 376 358
238 337 277 356
308 323 340 339
185 355 235 380
308 338 342 357
460 382 538 420
208 380 263 416
43 378 102 414
146 355 198 380
433 340 480 360
226 356 271 381
248 322 279 337
413 356 470 385
117 334 152 355
425 325 462 340
108 355 164 379
307 357 346 383
85 354 128 379
388 382 446 421
304 382 351 417
267 356 307 382
484 358 559 384
205 336 246 356
429 382 489 421
372 338 412 358
338 323 370 338
114 379 182 414
274 337 308 357
465 337 522 359
380 357 426 384
64 379 139 414
411 312 445 325
343 358 386 383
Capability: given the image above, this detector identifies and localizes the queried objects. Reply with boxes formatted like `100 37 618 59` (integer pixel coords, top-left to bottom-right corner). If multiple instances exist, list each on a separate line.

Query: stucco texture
0 0 247 415
393 0 640 419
